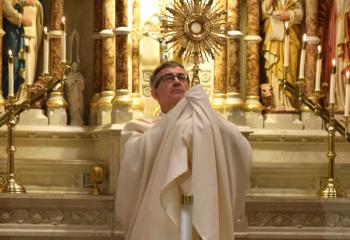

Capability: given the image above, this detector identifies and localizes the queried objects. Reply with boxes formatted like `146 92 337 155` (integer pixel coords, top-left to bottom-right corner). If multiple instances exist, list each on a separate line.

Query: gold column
98 0 116 125
244 0 263 111
46 0 68 118
89 0 103 125
226 0 243 110
0 0 4 108
112 0 132 123
212 0 227 112
130 0 143 116
304 0 318 100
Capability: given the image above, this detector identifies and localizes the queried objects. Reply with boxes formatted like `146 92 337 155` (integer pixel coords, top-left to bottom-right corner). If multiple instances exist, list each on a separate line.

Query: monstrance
161 0 227 86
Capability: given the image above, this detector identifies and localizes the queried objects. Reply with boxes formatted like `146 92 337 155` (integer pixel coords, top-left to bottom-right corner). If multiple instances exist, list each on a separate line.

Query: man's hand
273 11 290 21
22 16 32 27
25 0 36 6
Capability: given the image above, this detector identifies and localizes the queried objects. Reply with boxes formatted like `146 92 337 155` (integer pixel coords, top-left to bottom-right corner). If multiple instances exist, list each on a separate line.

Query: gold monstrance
161 0 227 86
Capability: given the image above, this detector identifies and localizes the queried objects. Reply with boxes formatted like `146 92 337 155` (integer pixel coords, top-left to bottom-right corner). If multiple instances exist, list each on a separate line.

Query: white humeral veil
116 85 251 240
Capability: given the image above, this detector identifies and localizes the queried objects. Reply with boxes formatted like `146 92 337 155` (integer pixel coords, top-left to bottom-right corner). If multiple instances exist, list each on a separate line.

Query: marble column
301 0 323 129
304 0 318 97
115 0 128 90
244 0 263 112
212 0 227 114
46 0 68 125
111 0 132 124
0 0 4 110
89 0 103 125
129 0 143 119
98 0 116 125
226 0 244 124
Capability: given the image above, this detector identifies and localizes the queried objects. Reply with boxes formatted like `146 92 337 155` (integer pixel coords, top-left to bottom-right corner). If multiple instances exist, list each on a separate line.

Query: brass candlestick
1 96 26 193
46 62 69 111
318 103 345 198
90 163 104 195
343 116 350 139
41 73 52 100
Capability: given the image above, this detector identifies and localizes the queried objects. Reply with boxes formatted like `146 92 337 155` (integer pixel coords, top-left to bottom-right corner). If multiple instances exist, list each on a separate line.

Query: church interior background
0 0 350 239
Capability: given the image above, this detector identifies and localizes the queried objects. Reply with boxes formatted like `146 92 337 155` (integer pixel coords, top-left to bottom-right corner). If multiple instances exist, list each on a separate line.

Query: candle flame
332 59 336 66
8 50 12 57
347 71 350 79
317 45 321 53
44 26 48 33
62 16 66 24
24 38 29 46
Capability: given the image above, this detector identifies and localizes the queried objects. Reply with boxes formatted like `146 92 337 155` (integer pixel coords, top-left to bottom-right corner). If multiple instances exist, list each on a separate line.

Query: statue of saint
261 0 303 112
2 0 35 98
65 62 85 126
318 0 350 110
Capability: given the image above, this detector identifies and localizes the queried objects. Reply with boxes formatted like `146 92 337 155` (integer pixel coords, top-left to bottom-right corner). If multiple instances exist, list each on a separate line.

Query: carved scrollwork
0 208 108 225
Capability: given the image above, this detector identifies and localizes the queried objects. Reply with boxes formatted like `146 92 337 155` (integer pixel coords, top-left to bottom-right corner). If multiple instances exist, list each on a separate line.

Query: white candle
43 27 49 74
180 194 193 240
8 50 14 97
283 22 289 67
61 16 66 63
345 71 350 117
298 34 307 79
24 38 32 85
329 59 336 104
315 45 322 91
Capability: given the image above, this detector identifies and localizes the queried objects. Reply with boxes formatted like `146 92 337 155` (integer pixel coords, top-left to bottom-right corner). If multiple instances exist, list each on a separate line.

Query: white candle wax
283 22 289 67
61 17 66 63
345 71 350 117
315 45 322 91
180 204 192 240
24 39 32 85
329 59 336 104
298 34 307 79
8 50 14 97
43 27 49 74
180 194 193 240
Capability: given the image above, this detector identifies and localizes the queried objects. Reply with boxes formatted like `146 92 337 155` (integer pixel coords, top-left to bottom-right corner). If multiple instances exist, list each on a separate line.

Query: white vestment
116 85 251 240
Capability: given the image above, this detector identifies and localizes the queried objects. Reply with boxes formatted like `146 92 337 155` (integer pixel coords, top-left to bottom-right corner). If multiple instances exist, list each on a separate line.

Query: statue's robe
261 0 303 111
319 0 350 110
23 1 44 84
2 0 26 97
116 85 251 240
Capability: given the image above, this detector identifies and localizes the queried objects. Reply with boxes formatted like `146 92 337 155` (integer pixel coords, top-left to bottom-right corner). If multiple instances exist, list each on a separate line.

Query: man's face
151 66 190 113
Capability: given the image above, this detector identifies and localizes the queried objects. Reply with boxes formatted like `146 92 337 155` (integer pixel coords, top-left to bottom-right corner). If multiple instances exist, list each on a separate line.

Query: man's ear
151 88 158 100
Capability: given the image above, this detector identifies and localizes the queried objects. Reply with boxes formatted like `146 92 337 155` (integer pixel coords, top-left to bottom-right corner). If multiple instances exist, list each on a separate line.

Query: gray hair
150 61 186 88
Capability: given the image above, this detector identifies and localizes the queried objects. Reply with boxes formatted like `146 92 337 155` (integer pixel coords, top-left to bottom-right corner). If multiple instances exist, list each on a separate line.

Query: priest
116 61 251 240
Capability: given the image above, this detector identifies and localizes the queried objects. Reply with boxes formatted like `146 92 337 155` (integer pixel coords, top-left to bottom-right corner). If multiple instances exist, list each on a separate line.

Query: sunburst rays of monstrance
161 0 227 86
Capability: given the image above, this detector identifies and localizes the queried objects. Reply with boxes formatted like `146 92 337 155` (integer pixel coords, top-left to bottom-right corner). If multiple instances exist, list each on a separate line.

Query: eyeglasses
154 73 189 88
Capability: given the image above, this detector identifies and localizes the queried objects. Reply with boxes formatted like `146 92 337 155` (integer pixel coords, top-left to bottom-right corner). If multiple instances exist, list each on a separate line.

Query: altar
0 0 350 239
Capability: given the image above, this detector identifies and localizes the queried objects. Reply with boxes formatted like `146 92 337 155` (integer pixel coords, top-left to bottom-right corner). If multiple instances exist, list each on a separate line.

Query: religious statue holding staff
65 62 85 126
261 0 303 112
116 61 251 240
318 0 350 110
2 0 35 98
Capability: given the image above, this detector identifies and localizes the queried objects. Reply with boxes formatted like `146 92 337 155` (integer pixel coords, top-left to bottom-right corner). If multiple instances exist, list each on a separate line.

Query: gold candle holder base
1 175 26 193
318 178 344 198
